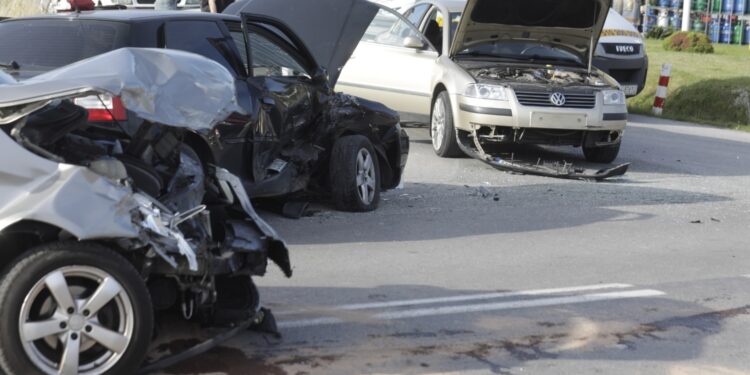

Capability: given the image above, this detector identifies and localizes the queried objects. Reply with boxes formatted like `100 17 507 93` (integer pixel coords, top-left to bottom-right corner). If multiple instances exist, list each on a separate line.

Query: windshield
456 41 582 65
0 19 130 71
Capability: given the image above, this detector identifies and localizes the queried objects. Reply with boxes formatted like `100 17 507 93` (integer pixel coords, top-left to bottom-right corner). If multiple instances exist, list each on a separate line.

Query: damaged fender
0 48 243 128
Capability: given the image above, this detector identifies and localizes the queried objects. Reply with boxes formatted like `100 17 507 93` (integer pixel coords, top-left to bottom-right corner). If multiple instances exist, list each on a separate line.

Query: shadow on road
265 181 729 245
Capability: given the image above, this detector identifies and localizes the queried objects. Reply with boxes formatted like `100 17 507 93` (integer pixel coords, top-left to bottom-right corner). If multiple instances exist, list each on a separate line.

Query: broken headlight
464 84 508 101
602 90 626 105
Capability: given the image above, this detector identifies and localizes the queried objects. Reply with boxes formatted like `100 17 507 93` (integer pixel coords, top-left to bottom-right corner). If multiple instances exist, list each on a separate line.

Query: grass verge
628 39 750 130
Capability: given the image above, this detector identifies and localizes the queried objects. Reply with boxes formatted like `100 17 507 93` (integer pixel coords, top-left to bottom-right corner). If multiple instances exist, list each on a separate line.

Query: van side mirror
403 36 425 49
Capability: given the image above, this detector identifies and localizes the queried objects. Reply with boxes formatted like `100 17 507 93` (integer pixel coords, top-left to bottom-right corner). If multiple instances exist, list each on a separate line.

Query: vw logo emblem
549 92 566 106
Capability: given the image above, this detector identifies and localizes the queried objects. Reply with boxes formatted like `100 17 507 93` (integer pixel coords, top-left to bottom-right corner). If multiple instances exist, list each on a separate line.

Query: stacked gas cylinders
647 0 684 31
688 0 749 44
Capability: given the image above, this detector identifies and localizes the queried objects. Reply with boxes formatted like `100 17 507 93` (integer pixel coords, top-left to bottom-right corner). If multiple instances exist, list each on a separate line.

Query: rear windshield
0 19 130 70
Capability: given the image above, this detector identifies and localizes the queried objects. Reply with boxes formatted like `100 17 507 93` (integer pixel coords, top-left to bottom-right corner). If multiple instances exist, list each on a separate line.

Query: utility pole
682 0 692 31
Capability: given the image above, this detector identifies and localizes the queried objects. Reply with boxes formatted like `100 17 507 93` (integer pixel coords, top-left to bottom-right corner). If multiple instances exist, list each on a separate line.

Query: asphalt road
157 114 750 375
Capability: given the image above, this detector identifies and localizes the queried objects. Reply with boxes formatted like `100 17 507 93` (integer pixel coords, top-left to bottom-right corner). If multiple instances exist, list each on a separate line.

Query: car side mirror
403 36 425 49
312 68 329 86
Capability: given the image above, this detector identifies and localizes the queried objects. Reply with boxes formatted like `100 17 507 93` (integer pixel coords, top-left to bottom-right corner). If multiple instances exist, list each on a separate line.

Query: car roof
416 0 466 12
4 10 240 23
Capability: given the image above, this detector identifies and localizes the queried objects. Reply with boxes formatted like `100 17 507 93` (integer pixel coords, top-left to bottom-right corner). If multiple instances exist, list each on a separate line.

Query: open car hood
224 0 379 86
450 0 612 69
0 48 241 128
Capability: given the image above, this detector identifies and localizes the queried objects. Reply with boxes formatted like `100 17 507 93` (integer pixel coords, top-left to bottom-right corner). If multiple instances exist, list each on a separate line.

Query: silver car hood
0 47 242 128
224 0 379 86
450 0 612 69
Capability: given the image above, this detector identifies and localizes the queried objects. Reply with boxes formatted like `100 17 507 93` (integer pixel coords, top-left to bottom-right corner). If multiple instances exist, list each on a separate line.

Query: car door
238 17 320 187
337 6 438 121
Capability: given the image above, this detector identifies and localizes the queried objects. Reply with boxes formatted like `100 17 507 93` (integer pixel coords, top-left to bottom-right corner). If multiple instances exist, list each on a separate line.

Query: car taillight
74 94 128 122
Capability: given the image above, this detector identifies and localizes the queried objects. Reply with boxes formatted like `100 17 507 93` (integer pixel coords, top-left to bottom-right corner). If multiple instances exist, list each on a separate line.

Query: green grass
628 39 750 130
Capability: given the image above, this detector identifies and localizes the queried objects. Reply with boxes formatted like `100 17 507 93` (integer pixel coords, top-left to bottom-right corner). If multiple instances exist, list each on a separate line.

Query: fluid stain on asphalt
159 340 287 375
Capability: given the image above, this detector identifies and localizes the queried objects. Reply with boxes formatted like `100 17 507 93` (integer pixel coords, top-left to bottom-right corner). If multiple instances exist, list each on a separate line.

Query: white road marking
278 289 665 329
276 283 633 316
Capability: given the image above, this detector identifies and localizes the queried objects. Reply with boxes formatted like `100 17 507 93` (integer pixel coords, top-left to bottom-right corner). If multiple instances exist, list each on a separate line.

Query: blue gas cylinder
670 12 682 29
735 0 747 14
723 0 734 13
710 18 721 43
659 0 671 7
671 0 683 7
721 19 733 43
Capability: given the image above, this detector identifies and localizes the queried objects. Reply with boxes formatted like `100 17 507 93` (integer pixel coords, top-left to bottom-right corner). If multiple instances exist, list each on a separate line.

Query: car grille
514 91 596 109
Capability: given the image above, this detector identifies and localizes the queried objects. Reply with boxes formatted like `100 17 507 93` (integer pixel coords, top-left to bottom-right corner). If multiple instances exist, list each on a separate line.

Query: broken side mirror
403 36 425 49
312 67 329 86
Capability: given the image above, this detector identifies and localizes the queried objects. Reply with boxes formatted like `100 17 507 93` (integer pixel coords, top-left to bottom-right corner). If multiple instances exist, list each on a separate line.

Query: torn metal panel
0 48 243 129
457 127 629 181
0 129 139 239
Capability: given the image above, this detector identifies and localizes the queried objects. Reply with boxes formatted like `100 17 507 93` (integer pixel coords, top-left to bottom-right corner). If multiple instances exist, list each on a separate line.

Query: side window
422 8 445 53
361 8 428 49
248 29 309 78
164 20 243 76
405 4 430 27
229 30 249 72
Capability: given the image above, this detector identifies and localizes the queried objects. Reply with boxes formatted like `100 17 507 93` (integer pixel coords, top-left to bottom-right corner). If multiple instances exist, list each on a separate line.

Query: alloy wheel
431 96 446 151
355 148 376 205
19 265 134 375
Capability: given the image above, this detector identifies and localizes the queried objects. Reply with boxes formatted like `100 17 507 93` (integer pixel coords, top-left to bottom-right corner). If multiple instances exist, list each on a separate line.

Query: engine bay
465 65 611 87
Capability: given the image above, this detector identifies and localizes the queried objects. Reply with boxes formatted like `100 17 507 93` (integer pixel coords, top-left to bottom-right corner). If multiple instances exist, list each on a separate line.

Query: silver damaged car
340 0 629 164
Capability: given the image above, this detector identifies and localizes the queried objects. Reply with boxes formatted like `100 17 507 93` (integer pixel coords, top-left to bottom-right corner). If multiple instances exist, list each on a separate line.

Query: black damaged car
0 2 409 212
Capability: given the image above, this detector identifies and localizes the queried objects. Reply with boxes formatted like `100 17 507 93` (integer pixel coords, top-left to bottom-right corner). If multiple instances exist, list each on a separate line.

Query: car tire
582 142 621 164
0 242 154 375
431 91 463 158
330 135 380 212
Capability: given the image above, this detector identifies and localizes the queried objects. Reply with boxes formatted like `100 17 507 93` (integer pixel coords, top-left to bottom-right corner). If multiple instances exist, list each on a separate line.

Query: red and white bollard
652 63 672 116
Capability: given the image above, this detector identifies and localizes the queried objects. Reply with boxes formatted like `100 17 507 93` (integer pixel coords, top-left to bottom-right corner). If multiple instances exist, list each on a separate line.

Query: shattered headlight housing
602 90 626 105
464 84 508 101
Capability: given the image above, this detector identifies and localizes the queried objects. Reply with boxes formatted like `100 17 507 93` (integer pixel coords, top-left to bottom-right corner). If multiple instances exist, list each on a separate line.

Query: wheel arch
0 220 64 271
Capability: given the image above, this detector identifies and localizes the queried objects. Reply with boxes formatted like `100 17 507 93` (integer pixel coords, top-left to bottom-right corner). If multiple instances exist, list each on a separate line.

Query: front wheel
582 142 621 164
0 242 154 375
431 91 463 157
330 135 381 212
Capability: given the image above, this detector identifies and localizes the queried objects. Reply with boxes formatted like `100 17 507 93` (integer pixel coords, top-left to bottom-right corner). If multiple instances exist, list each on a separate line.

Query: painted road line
275 283 633 316
278 289 665 329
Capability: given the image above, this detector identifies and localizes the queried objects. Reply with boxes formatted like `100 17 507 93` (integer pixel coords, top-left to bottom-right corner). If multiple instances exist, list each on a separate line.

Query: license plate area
530 112 588 128
622 85 638 96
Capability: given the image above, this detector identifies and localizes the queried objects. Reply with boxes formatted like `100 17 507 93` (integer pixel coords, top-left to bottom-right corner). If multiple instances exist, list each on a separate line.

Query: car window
458 41 582 64
361 8 428 49
248 29 309 78
229 31 249 72
404 3 430 27
0 19 129 70
165 20 242 76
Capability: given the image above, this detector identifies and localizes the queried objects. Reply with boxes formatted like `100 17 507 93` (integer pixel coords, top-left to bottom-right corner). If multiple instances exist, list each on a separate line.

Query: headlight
464 84 508 101
602 90 625 105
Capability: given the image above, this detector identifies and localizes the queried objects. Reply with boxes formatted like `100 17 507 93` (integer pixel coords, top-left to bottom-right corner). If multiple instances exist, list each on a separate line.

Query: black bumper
593 54 649 97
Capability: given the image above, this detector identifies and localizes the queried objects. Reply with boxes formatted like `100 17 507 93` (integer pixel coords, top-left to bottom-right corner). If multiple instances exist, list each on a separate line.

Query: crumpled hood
451 0 612 67
224 0 379 86
0 47 242 129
